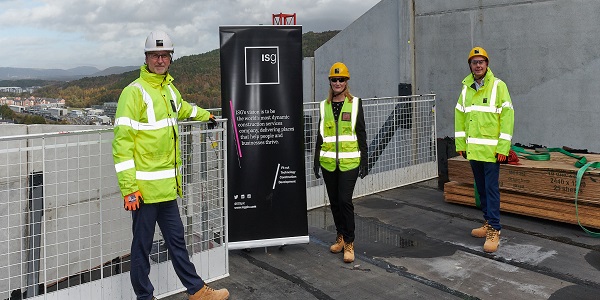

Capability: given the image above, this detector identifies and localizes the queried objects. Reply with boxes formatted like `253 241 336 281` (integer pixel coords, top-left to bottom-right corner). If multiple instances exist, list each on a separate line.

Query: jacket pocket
340 142 358 152
475 113 500 138
340 122 353 135
140 152 172 170
321 142 334 152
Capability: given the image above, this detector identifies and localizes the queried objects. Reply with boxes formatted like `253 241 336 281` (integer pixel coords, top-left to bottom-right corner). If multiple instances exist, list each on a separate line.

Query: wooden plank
446 193 600 229
444 181 600 229
444 182 600 217
448 156 600 203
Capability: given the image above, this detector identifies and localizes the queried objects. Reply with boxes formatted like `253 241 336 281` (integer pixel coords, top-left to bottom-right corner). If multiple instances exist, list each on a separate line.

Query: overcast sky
1 0 381 70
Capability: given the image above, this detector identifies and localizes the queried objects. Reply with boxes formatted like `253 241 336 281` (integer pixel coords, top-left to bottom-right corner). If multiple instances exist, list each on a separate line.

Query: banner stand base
228 235 309 250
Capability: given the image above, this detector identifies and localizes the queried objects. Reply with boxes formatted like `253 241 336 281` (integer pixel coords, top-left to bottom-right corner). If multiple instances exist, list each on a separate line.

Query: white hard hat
144 30 174 53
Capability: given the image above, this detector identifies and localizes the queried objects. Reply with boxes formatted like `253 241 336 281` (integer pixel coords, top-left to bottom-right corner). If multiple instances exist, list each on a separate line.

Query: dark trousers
322 167 359 243
130 200 204 300
470 160 501 230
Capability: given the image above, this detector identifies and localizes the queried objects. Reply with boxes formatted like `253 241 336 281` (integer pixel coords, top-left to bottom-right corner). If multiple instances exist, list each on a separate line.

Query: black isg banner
219 26 308 249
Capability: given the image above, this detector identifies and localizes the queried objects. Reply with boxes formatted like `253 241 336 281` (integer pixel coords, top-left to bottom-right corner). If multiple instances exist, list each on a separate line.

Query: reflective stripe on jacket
319 97 361 171
112 65 211 203
455 68 514 162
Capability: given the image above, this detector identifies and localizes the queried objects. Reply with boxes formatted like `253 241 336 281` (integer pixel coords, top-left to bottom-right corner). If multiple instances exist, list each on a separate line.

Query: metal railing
303 95 438 208
0 94 437 299
0 122 228 300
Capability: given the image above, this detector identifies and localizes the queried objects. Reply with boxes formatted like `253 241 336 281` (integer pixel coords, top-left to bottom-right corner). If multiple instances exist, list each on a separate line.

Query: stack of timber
444 152 600 229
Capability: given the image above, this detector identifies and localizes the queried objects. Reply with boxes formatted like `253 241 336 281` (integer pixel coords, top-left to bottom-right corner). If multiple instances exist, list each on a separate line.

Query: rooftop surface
164 180 600 299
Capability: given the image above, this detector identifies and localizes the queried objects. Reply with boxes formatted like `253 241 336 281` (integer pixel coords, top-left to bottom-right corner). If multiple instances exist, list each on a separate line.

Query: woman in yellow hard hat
313 62 368 263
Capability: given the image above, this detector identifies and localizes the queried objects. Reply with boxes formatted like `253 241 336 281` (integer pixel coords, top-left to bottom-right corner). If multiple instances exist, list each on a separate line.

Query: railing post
26 171 43 297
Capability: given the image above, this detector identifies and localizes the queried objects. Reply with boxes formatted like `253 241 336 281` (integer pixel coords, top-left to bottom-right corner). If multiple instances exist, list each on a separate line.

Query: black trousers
321 167 359 243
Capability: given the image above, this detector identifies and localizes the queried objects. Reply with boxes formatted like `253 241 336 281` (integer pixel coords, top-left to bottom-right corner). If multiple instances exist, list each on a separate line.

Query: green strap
511 145 588 167
511 145 551 160
508 146 600 236
575 162 600 237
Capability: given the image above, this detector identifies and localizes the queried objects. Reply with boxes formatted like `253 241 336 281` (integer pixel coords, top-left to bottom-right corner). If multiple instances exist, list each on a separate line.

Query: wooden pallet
444 181 600 229
448 155 600 204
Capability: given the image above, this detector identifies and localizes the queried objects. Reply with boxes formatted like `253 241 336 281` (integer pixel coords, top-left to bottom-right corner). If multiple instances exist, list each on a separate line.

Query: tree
0 104 16 120
17 114 46 124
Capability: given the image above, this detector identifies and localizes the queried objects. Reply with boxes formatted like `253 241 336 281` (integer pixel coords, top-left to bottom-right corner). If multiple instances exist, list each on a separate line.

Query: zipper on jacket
335 118 339 169
163 80 181 196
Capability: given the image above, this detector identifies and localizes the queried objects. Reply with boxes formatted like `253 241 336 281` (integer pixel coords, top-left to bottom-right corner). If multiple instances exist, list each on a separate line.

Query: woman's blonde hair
327 84 354 103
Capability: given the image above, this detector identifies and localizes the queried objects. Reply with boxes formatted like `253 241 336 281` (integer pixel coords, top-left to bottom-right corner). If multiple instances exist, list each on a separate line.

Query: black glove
359 165 368 179
208 114 217 129
314 165 321 179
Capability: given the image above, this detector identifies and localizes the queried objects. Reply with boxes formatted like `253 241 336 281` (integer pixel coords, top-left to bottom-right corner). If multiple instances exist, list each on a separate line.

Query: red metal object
272 13 296 25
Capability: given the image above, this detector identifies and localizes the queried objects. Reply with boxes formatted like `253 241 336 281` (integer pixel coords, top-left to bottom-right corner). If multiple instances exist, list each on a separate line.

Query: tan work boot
330 233 345 253
343 242 354 263
189 284 229 300
483 227 501 253
471 220 490 238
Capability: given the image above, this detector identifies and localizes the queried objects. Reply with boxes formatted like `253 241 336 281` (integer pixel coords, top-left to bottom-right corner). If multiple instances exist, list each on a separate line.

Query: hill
0 66 134 81
31 30 340 109
91 66 138 77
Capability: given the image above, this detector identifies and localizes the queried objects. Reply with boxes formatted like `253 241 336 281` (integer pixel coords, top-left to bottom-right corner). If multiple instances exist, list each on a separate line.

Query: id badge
342 112 351 121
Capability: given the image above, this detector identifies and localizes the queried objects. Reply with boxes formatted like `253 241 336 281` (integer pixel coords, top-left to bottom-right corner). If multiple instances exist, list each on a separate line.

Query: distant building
8 105 24 113
86 108 104 116
0 97 13 105
103 102 118 118
0 87 23 93
48 108 68 118
68 110 84 117
0 86 41 93
97 115 111 125
0 96 65 108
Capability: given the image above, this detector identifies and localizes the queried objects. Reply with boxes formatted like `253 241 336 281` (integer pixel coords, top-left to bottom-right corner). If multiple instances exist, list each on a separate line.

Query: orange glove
208 114 217 129
124 191 143 211
497 153 507 163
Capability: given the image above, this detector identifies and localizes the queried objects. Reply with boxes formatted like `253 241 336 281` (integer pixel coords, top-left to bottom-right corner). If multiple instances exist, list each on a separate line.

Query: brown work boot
189 284 229 300
343 242 354 263
330 233 345 253
471 220 490 238
483 227 501 253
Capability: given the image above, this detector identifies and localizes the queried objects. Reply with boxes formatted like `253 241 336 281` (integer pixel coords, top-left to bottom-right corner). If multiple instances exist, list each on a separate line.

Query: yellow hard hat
329 62 350 79
468 47 489 62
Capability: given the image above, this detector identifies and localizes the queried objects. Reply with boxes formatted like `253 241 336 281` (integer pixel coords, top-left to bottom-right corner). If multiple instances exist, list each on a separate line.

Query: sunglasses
470 59 487 65
330 77 347 83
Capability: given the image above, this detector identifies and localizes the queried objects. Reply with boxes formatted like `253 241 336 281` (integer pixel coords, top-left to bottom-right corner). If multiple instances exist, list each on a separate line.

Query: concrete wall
0 125 29 297
303 57 316 103
313 0 600 152
314 0 412 100
0 124 124 297
415 0 600 151
0 123 228 298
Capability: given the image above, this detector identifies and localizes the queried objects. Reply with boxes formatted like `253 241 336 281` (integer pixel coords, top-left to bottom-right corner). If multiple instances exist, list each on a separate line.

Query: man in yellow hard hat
454 47 514 253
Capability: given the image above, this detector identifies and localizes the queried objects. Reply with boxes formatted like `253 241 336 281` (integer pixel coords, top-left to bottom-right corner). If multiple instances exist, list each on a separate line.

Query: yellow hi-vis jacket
319 97 361 171
455 68 514 163
112 65 211 203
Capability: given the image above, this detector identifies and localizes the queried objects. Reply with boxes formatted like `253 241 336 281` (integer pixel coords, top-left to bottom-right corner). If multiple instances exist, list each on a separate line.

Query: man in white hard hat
112 30 228 300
